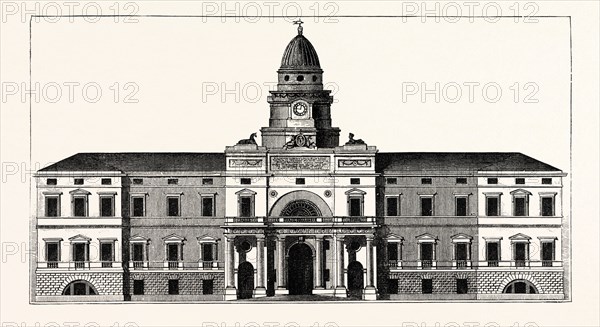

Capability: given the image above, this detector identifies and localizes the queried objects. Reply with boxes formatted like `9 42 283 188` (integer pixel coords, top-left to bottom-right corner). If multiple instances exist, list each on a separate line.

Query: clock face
293 102 308 117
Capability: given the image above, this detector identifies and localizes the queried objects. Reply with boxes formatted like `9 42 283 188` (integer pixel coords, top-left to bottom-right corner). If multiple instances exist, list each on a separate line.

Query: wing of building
33 25 568 302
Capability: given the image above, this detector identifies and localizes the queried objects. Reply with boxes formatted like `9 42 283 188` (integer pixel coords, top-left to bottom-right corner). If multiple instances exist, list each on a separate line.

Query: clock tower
261 22 340 149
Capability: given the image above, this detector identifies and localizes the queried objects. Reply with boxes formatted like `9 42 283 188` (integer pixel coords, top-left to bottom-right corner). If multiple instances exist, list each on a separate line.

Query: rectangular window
132 178 143 185
420 243 433 261
73 196 87 217
45 197 59 217
386 178 397 185
455 243 468 261
168 279 179 295
324 240 330 250
201 197 214 217
541 242 554 265
349 198 362 216
240 178 251 185
486 242 499 266
74 178 84 185
514 243 528 266
515 178 525 185
514 197 527 216
132 197 145 217
202 279 214 295
455 197 467 216
324 269 330 282
421 279 433 294
202 243 214 262
295 178 305 185
350 178 360 185
387 279 399 294
487 178 498 184
386 197 399 216
486 196 500 216
456 279 468 294
421 178 432 185
100 242 114 264
167 196 180 216
100 196 114 217
101 178 112 185
72 243 87 262
167 244 180 261
133 280 144 295
456 177 467 184
46 242 59 262
387 243 399 261
168 178 179 185
541 197 554 216
132 243 144 261
421 197 433 216
46 178 57 185
542 178 552 185
202 178 213 185
240 197 252 217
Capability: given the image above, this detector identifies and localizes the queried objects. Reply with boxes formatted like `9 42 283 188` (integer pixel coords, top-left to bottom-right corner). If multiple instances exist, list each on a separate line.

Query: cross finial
293 19 304 35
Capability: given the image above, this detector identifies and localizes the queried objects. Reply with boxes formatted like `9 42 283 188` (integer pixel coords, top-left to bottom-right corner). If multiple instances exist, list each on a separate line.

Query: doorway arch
347 261 364 298
237 262 254 299
287 243 313 295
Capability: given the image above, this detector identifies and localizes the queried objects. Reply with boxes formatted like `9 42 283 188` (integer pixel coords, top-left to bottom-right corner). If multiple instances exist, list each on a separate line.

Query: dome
280 34 321 71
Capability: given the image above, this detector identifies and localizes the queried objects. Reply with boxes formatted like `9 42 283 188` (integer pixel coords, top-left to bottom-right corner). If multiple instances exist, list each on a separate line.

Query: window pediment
345 188 366 195
509 233 531 241
162 233 186 243
130 235 150 243
68 234 91 243
197 235 218 243
510 189 532 196
451 233 473 243
386 234 404 242
416 233 438 242
235 188 256 196
69 189 91 195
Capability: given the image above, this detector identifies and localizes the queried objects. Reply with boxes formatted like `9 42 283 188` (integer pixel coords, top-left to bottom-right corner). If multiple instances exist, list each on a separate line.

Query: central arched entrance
287 243 313 295
237 262 254 299
348 261 364 298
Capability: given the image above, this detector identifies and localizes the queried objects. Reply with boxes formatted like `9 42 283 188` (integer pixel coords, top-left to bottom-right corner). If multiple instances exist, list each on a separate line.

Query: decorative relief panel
270 156 330 171
229 159 263 168
338 159 372 168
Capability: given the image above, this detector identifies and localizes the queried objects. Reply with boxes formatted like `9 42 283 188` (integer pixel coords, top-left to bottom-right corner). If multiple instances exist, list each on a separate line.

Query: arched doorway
288 243 313 295
347 261 364 298
62 280 97 295
237 262 254 299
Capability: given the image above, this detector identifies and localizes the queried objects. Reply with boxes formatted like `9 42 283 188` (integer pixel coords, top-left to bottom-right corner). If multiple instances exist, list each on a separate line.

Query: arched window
62 280 97 295
281 200 321 217
503 280 538 294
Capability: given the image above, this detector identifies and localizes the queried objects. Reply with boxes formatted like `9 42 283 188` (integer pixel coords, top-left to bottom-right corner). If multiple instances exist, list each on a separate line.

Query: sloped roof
39 152 226 172
375 152 561 173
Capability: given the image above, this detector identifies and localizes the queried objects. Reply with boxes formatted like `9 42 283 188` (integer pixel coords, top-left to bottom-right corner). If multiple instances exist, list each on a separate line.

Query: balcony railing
128 261 224 270
386 260 562 270
225 216 377 224
37 261 122 270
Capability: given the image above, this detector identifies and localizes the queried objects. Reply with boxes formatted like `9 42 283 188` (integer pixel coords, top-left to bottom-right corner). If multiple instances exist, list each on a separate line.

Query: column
275 236 288 295
224 235 237 300
334 235 346 297
314 236 324 290
254 235 267 297
363 235 377 300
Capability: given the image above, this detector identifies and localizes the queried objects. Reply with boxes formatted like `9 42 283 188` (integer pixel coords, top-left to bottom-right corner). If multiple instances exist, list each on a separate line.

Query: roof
280 34 321 70
39 152 561 173
39 153 226 172
375 152 561 173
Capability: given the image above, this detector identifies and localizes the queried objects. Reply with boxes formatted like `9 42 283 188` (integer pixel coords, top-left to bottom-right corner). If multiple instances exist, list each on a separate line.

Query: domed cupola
280 33 322 71
277 21 324 91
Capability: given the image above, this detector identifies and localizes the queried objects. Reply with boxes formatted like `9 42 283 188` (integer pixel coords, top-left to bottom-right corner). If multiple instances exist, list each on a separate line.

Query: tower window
312 75 317 82
296 75 304 82
284 75 290 81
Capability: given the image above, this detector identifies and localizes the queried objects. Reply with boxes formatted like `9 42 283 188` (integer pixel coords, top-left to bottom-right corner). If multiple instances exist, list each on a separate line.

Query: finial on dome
293 19 304 35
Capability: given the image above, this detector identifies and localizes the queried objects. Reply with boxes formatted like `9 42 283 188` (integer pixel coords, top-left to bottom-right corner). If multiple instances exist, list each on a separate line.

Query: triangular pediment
385 233 404 242
68 234 91 242
416 233 438 241
69 188 91 195
130 235 149 243
162 233 186 243
235 188 257 196
197 235 218 243
509 233 531 240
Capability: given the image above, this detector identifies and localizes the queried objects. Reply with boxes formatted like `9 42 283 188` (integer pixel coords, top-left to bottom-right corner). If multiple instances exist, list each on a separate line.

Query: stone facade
477 271 563 294
36 272 123 296
128 272 225 295
387 271 478 294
